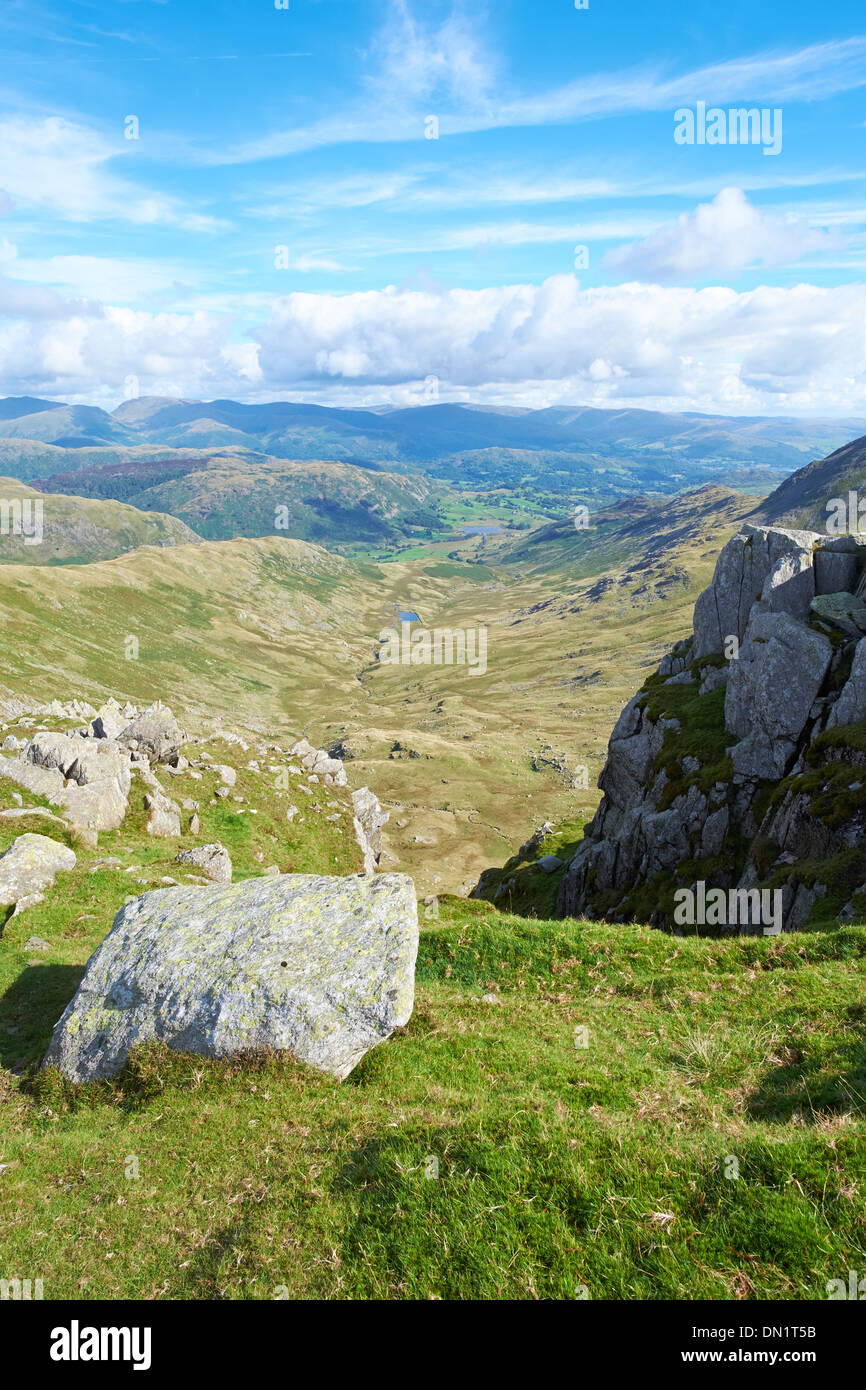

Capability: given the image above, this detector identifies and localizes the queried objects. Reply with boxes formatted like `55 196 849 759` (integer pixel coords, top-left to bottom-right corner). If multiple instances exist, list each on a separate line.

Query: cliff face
557 525 866 933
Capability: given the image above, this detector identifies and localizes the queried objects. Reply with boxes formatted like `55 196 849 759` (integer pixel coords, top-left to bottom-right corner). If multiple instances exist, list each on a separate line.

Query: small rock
175 842 232 884
536 854 564 873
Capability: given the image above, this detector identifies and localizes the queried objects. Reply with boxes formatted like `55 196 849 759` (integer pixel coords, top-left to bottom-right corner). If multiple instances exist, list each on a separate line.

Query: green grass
1 887 863 1300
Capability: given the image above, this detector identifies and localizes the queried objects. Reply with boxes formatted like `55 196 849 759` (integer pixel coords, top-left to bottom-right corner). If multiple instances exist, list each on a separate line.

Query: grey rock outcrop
0 730 131 833
118 704 185 765
558 524 866 933
725 611 832 779
43 872 418 1083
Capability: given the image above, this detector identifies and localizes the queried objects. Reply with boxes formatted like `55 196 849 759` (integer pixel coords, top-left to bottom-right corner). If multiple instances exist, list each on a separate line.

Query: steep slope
494 484 756 578
750 433 866 532
0 478 201 564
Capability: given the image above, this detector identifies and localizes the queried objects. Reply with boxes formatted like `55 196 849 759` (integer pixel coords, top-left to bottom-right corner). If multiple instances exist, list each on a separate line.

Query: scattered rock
144 790 182 838
536 854 564 873
352 787 389 873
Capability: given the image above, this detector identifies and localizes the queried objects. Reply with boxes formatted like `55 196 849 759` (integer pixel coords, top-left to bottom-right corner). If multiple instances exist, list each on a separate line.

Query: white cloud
604 188 844 281
0 115 227 228
1 249 198 302
3 273 866 416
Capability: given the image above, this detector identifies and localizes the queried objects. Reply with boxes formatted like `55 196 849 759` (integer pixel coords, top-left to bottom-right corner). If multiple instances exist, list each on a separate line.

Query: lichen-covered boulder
810 592 866 639
43 872 418 1083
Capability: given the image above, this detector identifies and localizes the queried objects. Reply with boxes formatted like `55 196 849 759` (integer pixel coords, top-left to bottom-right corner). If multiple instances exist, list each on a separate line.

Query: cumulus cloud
605 188 844 281
1 273 866 415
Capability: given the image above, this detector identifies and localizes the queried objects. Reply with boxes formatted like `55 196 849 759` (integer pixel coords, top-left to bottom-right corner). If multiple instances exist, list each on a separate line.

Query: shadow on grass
472 834 585 919
0 963 83 1071
746 1005 866 1123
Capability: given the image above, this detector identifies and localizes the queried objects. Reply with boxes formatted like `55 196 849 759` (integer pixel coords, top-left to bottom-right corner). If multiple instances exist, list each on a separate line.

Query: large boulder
810 592 866 639
0 833 76 920
0 731 131 833
43 872 418 1083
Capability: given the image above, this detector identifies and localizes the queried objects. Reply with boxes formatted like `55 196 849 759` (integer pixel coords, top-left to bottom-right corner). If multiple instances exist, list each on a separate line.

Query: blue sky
1 0 865 414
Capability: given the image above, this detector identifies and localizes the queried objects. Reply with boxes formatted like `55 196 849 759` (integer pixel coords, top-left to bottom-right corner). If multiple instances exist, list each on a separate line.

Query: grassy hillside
0 478 201 564
0 477 862 1303
1 880 862 1299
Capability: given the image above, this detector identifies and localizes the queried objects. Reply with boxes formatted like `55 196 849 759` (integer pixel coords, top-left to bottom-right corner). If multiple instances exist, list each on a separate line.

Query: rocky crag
558 525 866 932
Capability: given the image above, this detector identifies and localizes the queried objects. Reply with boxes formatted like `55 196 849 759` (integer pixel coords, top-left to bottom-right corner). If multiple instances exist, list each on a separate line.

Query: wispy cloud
0 115 229 229
201 27 866 165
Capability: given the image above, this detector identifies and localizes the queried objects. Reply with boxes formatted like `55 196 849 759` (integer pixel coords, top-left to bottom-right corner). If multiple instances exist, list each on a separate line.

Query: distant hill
0 396 862 496
33 453 443 545
495 484 759 578
0 477 201 564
